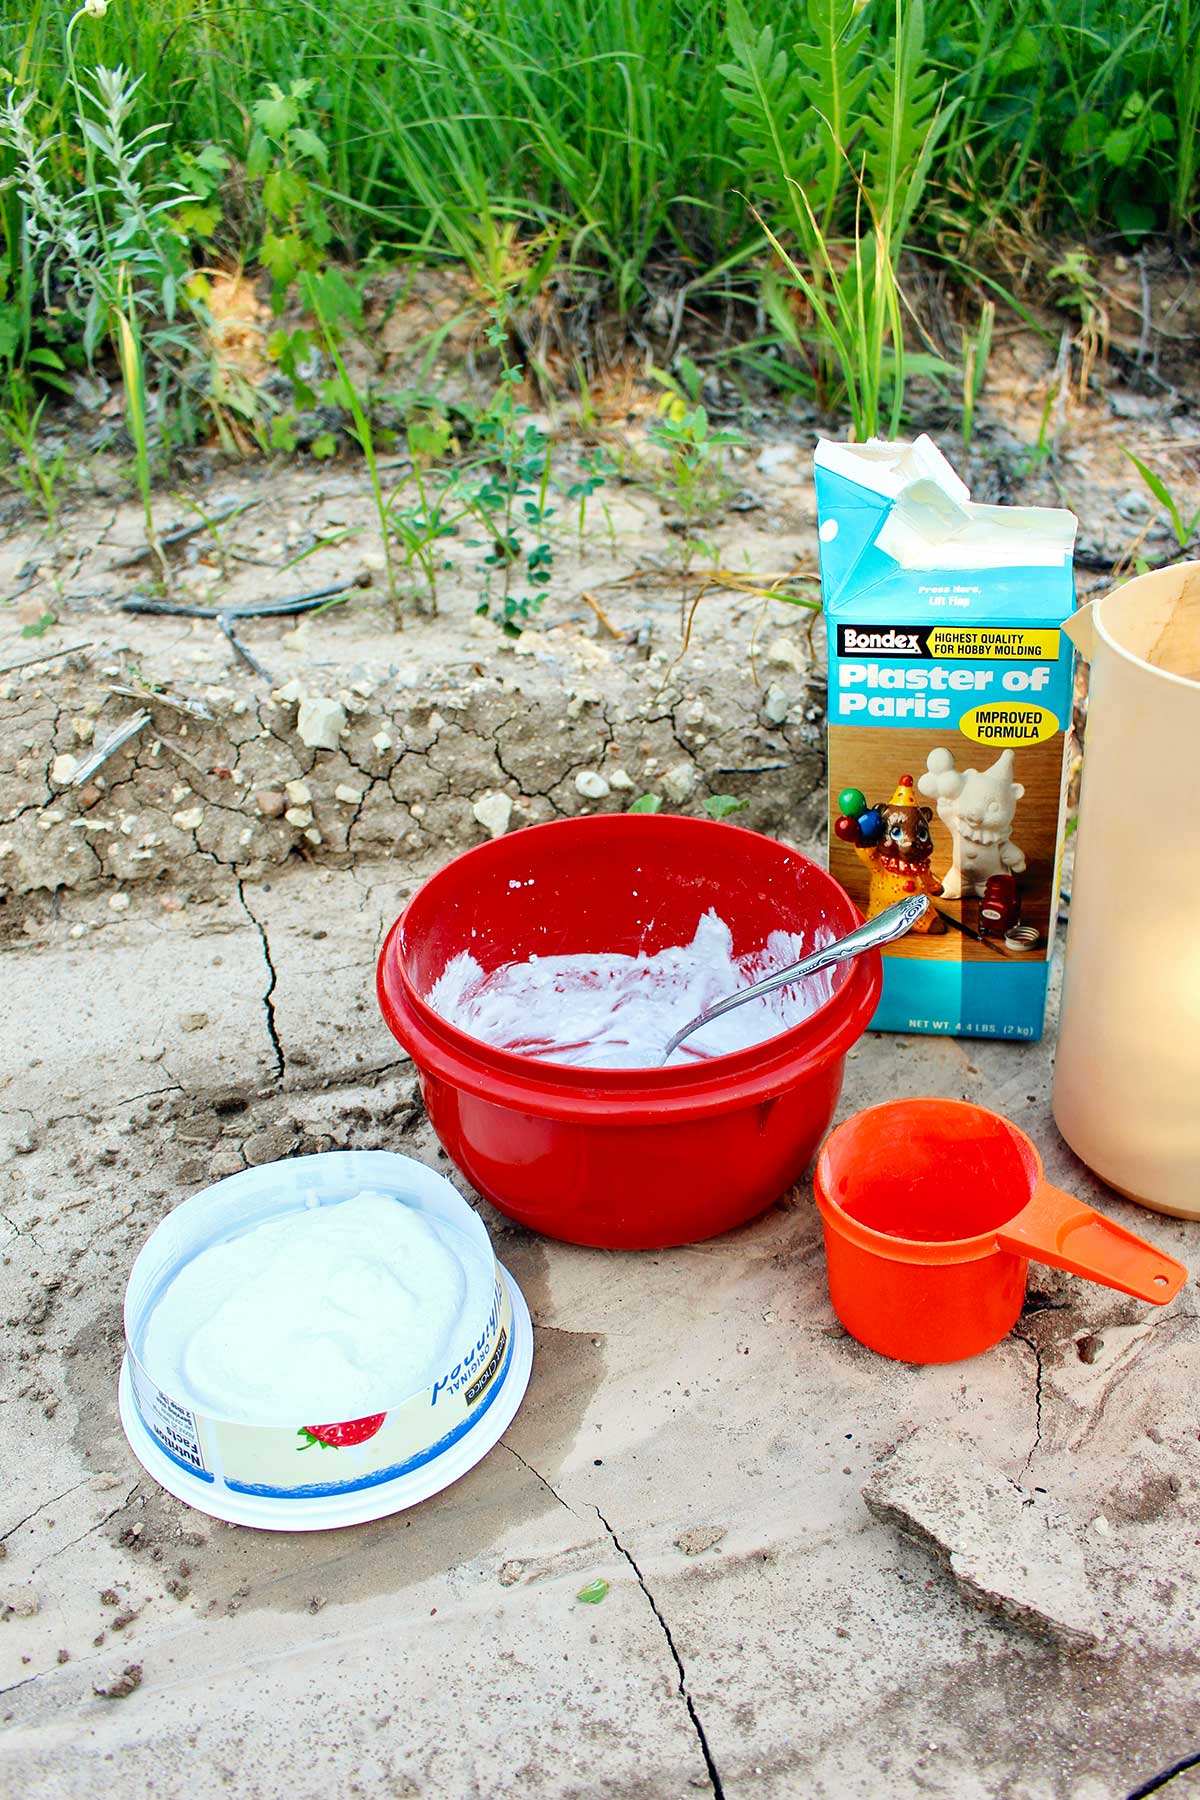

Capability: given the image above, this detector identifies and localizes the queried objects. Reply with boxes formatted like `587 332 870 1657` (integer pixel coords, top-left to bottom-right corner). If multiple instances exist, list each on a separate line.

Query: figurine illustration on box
917 747 1026 900
835 775 947 933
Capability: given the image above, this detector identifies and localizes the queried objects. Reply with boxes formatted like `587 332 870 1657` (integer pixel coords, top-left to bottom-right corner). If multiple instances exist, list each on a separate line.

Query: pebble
766 635 803 671
179 1012 209 1033
285 806 314 829
609 769 634 791
763 683 792 725
472 791 513 838
209 1146 245 1180
243 1125 297 1167
756 443 799 478
108 893 130 912
662 762 697 804
574 770 611 799
71 717 95 744
1 1587 40 1618
77 784 102 810
334 784 363 805
296 695 346 751
255 790 286 819
372 730 393 754
50 753 79 786
284 780 312 807
172 807 204 831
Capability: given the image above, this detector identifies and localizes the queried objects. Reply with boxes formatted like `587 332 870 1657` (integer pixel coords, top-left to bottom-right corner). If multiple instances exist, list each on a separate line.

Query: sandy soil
2 296 1199 1800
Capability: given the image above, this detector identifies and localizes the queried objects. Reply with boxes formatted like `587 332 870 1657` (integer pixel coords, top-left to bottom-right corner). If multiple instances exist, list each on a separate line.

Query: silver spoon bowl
659 893 928 1065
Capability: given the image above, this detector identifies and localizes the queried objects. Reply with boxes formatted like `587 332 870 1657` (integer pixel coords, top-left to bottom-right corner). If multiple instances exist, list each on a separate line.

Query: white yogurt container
119 1151 533 1530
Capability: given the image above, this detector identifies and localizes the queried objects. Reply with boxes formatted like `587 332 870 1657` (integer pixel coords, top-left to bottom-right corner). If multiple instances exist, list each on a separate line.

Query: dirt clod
93 1663 143 1700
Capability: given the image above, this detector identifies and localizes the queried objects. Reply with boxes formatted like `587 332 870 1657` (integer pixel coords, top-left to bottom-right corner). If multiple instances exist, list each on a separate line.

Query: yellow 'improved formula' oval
960 703 1059 746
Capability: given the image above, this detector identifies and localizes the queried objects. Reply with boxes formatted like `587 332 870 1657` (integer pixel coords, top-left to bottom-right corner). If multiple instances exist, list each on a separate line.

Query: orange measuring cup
813 1098 1187 1364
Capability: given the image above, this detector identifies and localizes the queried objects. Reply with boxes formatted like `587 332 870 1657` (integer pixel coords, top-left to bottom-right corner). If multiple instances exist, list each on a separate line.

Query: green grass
1 0 1197 425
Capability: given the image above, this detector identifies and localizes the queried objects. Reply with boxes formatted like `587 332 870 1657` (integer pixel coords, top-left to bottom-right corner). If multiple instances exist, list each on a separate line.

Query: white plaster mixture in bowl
427 908 836 1069
140 1191 492 1424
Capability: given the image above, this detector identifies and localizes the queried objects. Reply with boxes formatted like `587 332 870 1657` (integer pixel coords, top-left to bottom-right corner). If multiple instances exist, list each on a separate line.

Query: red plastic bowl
376 816 880 1249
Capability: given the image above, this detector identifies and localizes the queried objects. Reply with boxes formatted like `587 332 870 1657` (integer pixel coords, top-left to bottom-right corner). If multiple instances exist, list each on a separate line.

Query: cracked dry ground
1 459 1199 1800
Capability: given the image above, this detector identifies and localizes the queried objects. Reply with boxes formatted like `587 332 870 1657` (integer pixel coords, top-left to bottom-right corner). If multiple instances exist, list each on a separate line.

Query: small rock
372 730 393 754
609 769 634 791
209 1146 244 1180
574 770 611 800
284 806 314 829
303 827 323 846
674 1525 727 1557
179 1012 209 1033
50 753 79 786
1115 489 1151 522
284 780 312 807
766 635 803 672
755 444 798 479
498 1561 524 1587
255 790 286 819
172 807 204 831
662 762 697 804
243 1125 298 1167
473 792 513 839
71 717 96 745
77 784 102 811
334 784 363 805
273 678 305 706
108 893 130 913
13 1129 37 1155
0 1587 40 1619
763 684 792 725
297 695 346 751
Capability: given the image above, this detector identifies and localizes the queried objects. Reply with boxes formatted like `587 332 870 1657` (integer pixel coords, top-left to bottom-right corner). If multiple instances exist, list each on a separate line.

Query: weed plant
0 0 1197 503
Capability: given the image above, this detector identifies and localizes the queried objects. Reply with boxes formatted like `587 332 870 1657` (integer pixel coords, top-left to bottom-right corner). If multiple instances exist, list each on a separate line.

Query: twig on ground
0 641 94 676
108 500 262 568
107 685 214 722
579 590 625 639
154 731 211 777
66 711 151 785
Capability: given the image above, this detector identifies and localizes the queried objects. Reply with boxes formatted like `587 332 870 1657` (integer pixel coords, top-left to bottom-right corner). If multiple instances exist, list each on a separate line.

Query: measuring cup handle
996 1183 1187 1305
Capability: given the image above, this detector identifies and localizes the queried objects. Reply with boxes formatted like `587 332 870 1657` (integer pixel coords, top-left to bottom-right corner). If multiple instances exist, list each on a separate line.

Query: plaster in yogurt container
119 1151 533 1530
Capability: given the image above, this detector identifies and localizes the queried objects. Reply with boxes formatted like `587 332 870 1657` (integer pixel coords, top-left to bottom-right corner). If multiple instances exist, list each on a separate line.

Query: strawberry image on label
297 1414 387 1450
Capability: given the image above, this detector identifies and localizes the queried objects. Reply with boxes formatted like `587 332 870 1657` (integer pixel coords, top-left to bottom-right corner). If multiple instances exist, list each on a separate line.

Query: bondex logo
840 627 923 654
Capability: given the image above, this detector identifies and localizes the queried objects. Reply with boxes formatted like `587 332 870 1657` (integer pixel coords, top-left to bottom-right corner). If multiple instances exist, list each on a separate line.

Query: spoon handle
660 893 927 1064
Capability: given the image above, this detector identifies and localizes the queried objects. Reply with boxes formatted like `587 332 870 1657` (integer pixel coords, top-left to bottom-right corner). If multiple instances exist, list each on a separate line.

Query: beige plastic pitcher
1053 563 1200 1217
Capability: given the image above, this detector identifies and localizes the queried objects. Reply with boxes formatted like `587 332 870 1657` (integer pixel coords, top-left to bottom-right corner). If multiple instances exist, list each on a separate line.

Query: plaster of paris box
814 436 1078 1040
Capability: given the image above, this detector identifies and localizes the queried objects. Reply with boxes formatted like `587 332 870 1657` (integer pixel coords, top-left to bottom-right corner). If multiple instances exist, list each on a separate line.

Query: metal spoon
659 893 929 1064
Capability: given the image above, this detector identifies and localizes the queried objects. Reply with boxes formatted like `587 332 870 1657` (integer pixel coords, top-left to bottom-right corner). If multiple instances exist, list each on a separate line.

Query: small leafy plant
462 303 557 633
249 80 334 310
646 365 745 573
